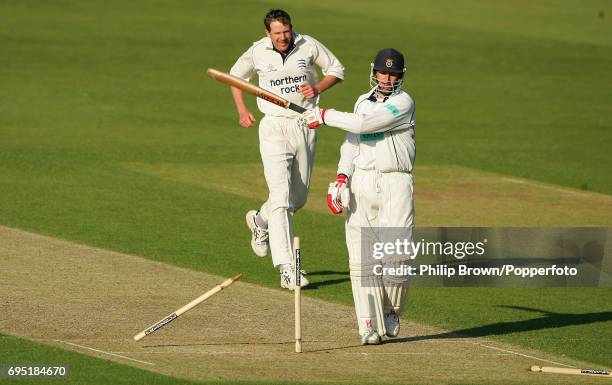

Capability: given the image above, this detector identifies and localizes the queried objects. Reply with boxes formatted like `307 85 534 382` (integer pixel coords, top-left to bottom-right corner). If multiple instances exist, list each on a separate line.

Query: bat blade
206 68 306 113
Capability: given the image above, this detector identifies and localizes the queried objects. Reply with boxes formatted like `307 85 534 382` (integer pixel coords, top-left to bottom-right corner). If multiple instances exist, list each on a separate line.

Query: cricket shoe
280 266 310 290
361 330 382 345
245 210 269 257
384 310 400 337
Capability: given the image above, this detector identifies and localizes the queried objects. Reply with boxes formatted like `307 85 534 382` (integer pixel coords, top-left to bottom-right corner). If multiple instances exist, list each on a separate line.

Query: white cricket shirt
325 89 416 174
230 33 344 117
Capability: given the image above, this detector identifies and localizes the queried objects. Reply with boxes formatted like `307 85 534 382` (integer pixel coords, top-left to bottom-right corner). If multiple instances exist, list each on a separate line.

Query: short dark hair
264 9 292 31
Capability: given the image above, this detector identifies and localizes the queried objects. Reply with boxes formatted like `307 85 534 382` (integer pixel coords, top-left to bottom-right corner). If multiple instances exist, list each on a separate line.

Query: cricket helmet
370 48 406 95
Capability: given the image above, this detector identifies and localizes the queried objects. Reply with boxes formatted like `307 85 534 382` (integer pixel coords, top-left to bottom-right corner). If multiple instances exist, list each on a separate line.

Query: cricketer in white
304 48 415 345
229 9 344 290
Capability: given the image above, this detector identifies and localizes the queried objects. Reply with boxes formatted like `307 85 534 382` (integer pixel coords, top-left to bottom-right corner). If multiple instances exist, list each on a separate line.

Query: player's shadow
386 306 612 344
304 270 349 289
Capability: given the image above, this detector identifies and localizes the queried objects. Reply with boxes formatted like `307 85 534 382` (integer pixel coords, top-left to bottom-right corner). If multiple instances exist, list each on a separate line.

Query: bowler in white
229 9 344 290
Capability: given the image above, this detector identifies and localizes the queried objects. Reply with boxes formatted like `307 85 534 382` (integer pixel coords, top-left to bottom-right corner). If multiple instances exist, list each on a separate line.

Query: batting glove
327 174 350 214
303 106 327 129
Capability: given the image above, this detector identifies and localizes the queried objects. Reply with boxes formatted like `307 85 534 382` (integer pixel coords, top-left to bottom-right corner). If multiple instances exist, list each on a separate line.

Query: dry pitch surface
1 226 610 385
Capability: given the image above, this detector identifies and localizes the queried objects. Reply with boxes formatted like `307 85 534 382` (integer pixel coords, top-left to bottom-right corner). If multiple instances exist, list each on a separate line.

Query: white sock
279 263 290 272
255 213 268 229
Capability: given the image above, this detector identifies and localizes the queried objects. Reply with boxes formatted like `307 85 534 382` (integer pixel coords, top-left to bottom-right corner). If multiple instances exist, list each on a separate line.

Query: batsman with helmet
304 48 415 344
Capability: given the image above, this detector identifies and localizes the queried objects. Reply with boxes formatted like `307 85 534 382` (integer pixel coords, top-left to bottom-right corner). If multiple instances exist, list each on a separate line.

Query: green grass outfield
1 0 611 383
0 334 201 385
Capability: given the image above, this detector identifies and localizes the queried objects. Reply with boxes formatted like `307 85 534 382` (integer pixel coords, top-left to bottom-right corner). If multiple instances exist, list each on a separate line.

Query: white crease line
56 340 155 366
465 340 575 368
111 351 507 356
55 340 574 368
500 177 606 199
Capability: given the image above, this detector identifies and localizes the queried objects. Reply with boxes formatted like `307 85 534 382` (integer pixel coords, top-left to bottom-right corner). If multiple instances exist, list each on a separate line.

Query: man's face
266 21 293 53
375 71 401 94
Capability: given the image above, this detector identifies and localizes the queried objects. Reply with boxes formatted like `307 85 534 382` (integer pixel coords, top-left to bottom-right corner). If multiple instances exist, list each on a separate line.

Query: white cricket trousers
258 115 317 267
345 168 414 335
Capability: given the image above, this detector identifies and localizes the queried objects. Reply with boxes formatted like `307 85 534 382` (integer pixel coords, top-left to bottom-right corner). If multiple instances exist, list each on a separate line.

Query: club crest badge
266 64 277 72
385 58 393 68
